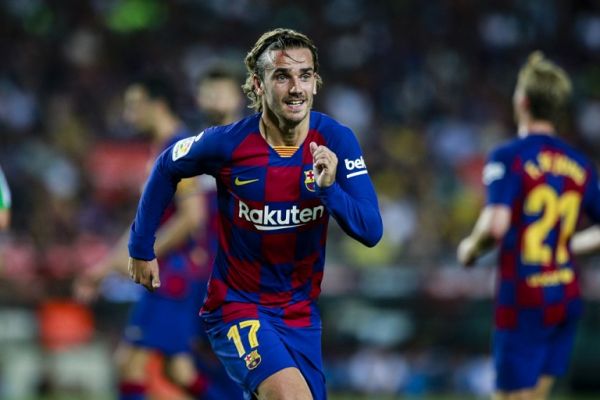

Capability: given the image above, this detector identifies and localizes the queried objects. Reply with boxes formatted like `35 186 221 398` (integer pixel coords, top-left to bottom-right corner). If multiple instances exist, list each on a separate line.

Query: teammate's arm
571 226 600 256
0 210 9 231
571 166 600 256
310 130 383 248
0 167 11 231
457 205 511 267
458 146 519 267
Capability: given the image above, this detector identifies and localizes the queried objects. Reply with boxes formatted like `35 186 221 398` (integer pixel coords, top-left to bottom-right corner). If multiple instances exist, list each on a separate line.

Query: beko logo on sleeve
344 156 368 178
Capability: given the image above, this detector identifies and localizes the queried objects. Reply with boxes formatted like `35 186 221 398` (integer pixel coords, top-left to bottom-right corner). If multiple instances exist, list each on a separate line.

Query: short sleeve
483 147 521 206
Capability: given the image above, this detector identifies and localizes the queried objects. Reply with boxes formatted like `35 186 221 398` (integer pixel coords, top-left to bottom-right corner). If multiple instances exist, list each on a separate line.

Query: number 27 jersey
484 133 600 330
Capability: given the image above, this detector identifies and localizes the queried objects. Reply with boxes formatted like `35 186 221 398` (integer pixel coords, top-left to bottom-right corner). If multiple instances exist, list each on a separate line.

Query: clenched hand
128 257 161 291
310 142 337 188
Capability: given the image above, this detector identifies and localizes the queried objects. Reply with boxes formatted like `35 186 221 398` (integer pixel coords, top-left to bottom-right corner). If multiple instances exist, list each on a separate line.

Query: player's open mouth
284 99 305 111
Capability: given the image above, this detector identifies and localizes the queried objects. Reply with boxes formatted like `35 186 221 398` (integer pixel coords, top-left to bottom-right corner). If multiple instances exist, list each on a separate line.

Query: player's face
123 85 154 132
196 78 242 125
257 47 318 126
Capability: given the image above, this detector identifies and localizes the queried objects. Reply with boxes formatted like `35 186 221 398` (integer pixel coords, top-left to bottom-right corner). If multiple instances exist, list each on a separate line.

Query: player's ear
514 86 528 111
313 74 319 95
253 74 263 95
522 95 530 111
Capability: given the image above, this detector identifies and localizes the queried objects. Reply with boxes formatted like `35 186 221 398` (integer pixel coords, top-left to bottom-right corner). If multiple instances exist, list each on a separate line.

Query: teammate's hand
310 142 337 188
128 257 161 291
457 236 478 267
73 272 102 304
73 263 107 303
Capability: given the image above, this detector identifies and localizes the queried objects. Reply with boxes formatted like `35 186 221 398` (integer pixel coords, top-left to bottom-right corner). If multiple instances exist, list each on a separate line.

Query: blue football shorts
203 311 326 400
493 316 579 391
124 282 205 356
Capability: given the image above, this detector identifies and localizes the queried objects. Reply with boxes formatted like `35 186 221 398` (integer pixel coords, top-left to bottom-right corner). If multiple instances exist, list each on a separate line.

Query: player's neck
260 111 309 147
153 113 181 143
217 111 242 126
518 119 555 138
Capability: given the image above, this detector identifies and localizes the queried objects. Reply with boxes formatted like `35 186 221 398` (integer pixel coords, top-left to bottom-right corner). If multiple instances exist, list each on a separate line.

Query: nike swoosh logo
234 177 259 186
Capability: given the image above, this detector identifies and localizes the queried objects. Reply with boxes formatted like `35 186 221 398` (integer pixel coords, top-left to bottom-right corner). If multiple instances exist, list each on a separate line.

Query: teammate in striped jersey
458 52 600 400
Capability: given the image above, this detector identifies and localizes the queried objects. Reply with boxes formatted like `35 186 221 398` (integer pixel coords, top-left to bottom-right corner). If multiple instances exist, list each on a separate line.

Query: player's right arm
571 165 600 256
457 206 511 266
458 146 519 267
128 129 222 291
571 226 600 255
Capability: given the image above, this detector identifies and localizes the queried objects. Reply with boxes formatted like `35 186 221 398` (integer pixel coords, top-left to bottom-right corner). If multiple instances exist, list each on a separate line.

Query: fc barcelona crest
244 350 262 370
304 170 316 192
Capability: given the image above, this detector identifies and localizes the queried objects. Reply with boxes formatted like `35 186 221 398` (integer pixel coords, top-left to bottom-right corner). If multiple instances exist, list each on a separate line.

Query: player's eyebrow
273 67 314 74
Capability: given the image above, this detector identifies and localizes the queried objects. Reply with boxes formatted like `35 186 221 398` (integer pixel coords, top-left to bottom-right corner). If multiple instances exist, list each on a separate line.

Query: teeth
287 101 303 105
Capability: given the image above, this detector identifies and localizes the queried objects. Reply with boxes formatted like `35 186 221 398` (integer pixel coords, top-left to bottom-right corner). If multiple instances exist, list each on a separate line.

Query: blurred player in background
192 67 246 399
127 28 383 400
75 74 211 400
458 52 600 400
0 165 11 230
196 67 245 129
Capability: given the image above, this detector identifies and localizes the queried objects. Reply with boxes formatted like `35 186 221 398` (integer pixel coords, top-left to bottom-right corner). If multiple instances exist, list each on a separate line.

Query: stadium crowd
1 0 600 398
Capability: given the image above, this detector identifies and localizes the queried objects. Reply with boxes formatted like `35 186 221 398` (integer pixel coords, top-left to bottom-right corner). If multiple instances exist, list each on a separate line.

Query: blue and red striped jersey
484 133 600 330
129 112 383 326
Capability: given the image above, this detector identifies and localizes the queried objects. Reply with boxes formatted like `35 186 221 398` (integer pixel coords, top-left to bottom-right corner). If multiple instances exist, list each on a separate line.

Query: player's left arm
310 130 383 247
457 147 518 267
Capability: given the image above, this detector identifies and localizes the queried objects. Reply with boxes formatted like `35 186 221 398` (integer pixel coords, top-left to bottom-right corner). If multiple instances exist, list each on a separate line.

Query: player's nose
289 77 302 94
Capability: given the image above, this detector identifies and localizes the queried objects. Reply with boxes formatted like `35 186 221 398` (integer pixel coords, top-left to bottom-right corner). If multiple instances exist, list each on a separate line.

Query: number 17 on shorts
207 317 307 393
228 319 262 370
